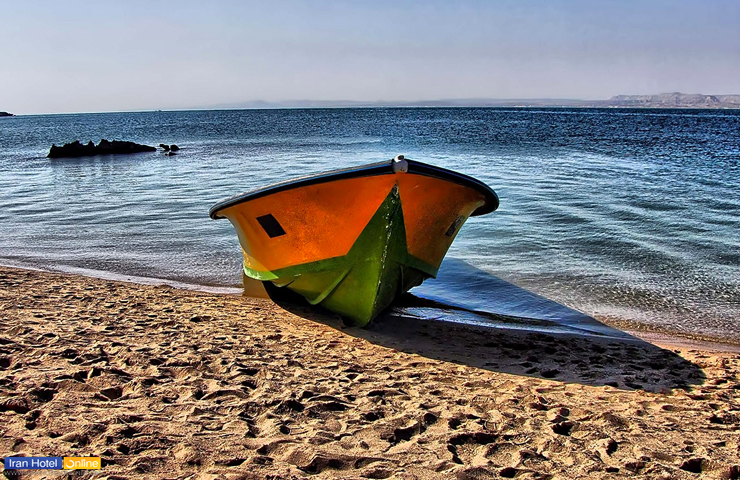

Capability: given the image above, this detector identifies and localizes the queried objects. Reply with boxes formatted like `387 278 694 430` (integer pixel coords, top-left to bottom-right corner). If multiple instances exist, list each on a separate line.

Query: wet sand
1 266 739 479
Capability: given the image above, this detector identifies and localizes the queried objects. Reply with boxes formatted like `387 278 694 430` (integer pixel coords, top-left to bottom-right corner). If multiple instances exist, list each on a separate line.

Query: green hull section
243 186 436 326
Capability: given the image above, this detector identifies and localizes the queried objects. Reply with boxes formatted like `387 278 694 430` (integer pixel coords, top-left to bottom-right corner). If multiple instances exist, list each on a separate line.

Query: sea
1 108 738 339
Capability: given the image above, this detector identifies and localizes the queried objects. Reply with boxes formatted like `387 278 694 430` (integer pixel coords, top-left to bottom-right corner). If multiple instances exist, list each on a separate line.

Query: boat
209 155 498 326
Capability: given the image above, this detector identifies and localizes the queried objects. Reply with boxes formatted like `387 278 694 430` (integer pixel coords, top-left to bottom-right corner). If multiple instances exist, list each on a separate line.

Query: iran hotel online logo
3 456 101 470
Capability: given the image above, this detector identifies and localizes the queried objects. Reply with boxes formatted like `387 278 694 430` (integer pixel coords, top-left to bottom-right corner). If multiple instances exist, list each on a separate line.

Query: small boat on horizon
210 156 498 326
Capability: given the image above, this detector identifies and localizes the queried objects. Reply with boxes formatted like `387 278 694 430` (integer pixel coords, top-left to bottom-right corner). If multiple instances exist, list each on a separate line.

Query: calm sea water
1 108 738 338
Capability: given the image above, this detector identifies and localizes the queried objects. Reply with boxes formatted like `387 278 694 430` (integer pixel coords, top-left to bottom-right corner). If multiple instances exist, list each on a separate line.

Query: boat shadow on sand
261 259 706 393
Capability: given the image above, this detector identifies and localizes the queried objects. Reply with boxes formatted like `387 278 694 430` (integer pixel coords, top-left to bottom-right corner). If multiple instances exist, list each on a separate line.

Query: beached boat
210 156 498 326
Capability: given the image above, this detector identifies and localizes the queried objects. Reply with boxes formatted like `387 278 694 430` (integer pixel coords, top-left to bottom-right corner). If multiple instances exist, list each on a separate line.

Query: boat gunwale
209 158 499 219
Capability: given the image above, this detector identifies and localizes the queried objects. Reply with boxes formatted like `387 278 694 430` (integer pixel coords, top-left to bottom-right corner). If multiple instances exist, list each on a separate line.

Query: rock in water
0 111 14 117
48 139 156 158
159 144 170 151
48 140 96 158
169 144 180 151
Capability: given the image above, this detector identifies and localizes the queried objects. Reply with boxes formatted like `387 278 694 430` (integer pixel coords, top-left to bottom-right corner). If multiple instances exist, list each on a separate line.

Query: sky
1 0 739 114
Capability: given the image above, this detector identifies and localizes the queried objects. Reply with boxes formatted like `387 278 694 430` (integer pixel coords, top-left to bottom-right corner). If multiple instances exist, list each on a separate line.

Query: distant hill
607 93 740 108
0 111 14 117
210 98 609 110
209 93 740 110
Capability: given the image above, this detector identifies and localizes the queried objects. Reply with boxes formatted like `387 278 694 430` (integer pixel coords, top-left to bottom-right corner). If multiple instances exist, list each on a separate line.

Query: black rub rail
209 158 499 219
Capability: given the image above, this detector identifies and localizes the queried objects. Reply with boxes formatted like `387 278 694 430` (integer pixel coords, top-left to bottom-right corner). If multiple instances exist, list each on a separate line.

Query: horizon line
5 92 740 116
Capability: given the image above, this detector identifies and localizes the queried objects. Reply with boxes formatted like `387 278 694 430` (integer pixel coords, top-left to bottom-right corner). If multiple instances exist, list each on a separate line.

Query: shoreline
3 260 738 353
1 265 739 478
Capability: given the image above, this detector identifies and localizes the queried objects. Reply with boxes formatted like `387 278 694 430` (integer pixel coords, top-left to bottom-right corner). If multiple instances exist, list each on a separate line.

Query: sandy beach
1 265 739 479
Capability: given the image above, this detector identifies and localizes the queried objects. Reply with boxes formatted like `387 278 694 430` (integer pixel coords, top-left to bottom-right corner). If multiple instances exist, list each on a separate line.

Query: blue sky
2 0 739 114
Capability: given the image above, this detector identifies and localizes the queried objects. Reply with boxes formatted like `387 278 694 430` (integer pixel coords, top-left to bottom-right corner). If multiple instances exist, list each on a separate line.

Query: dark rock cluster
0 111 14 117
48 139 157 158
159 144 180 155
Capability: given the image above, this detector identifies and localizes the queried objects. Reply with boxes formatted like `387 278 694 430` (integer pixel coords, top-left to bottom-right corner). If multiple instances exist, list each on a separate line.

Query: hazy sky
2 0 739 114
